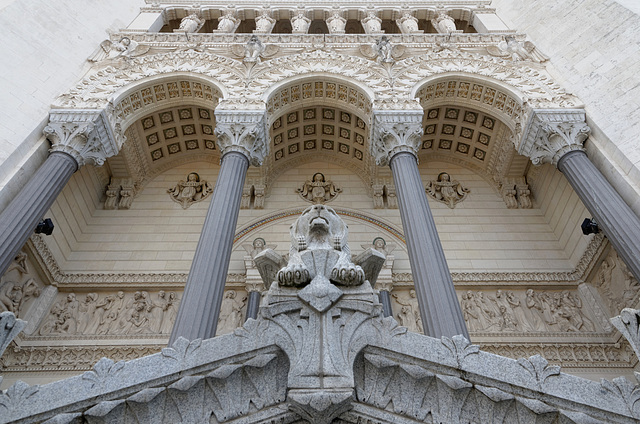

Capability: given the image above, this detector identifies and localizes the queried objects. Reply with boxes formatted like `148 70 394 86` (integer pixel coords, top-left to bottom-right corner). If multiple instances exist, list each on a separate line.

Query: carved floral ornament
425 172 470 208
297 172 342 204
167 172 213 209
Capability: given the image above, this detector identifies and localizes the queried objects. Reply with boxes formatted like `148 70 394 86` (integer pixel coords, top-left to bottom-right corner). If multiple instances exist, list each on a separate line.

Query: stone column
169 110 268 344
0 110 119 276
371 110 469 338
519 109 640 281
243 254 265 321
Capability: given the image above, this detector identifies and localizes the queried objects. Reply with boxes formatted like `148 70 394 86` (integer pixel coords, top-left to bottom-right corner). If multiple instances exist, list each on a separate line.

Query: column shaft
378 291 392 318
169 152 249 344
558 150 640 281
0 152 77 276
245 291 261 321
389 152 469 338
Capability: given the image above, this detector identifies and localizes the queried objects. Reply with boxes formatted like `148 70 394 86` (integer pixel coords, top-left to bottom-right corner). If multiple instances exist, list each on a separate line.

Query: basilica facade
1 1 640 420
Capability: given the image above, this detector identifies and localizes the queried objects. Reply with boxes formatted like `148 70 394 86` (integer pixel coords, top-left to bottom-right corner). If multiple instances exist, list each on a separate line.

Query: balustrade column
371 110 469 338
169 110 268 344
0 110 119 276
520 109 640 281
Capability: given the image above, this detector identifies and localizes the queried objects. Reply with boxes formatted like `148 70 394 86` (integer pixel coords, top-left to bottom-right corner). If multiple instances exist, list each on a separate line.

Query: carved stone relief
594 248 640 315
240 179 266 209
103 177 135 210
392 289 423 333
460 289 597 333
37 290 181 337
500 177 532 209
486 36 549 63
0 252 42 319
167 172 214 209
215 290 247 335
372 179 398 209
425 172 470 208
297 172 342 204
178 13 204 33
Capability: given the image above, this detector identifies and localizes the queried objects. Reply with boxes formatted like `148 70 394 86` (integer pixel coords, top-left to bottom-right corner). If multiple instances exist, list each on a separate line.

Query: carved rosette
371 110 424 166
518 109 590 167
44 109 120 167
214 109 268 167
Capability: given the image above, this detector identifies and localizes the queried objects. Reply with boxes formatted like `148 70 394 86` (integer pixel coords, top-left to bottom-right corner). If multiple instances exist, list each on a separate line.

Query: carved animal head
290 205 349 254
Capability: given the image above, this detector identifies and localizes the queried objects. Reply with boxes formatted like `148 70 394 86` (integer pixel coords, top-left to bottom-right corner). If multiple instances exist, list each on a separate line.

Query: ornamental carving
297 173 342 204
371 110 423 166
167 172 214 209
425 172 470 208
214 109 268 166
0 252 42 318
595 248 640 315
37 290 181 336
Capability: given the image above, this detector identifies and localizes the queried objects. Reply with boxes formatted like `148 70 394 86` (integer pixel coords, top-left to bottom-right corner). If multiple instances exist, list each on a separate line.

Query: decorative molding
425 172 470 208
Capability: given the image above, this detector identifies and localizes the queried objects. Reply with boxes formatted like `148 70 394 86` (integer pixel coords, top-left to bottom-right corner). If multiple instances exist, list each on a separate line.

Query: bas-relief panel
592 247 640 316
32 288 247 338
391 287 600 335
0 251 45 320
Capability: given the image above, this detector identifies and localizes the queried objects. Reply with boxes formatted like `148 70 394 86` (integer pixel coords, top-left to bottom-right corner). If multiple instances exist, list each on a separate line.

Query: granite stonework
2 209 639 424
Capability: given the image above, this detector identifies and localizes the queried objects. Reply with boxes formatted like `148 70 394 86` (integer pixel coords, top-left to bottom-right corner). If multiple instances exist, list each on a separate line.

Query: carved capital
44 109 120 167
371 110 424 166
518 109 590 167
214 109 268 166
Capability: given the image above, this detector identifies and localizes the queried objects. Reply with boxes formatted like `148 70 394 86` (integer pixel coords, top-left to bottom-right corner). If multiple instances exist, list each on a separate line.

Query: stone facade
1 0 640 419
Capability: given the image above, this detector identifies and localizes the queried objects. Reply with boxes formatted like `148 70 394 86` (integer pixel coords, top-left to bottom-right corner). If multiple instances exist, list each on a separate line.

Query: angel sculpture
373 36 394 63
425 172 470 209
242 237 278 259
88 37 150 62
167 172 214 209
297 173 342 204
487 36 548 63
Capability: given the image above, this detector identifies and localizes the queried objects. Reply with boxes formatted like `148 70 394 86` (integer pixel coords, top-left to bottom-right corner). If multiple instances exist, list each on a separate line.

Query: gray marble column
372 110 469 339
0 111 118 277
559 151 640 281
0 152 77 276
170 110 268 344
378 291 392 317
245 291 261 321
519 109 640 282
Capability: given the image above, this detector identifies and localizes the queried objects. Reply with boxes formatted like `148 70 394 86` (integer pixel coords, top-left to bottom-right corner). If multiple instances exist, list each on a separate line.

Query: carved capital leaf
371 110 424 166
45 109 120 167
518 109 589 167
517 354 561 390
214 109 268 166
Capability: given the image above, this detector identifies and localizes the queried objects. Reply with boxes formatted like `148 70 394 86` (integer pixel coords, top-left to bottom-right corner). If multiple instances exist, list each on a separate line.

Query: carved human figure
217 11 238 32
179 14 203 33
217 290 246 335
326 12 346 33
393 289 423 333
77 293 98 334
431 12 457 33
167 172 214 209
460 292 481 332
244 35 266 62
366 237 396 259
555 291 595 332
397 13 419 34
291 12 311 33
494 36 548 62
254 12 275 33
245 238 267 258
373 36 394 63
425 172 470 209
474 291 500 331
41 293 79 335
0 252 41 317
161 292 179 334
362 11 382 33
297 173 342 204
149 291 168 333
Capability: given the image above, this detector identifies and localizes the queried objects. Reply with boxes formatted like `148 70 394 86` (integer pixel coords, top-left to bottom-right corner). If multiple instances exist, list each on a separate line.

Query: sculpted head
291 204 347 251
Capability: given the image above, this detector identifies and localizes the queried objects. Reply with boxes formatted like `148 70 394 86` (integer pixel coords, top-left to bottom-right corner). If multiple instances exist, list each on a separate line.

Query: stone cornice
517 108 590 167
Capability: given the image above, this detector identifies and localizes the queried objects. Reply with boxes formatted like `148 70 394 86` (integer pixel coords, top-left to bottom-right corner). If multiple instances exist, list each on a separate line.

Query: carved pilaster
518 109 589 167
214 109 268 167
370 110 424 166
44 109 120 167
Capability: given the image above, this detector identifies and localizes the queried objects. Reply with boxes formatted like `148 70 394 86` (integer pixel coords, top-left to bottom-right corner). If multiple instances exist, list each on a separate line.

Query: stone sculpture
392 289 423 333
431 11 457 33
216 290 246 335
291 11 311 34
178 13 204 33
0 252 41 317
297 172 342 204
487 35 549 63
396 12 420 34
254 11 275 33
425 172 470 208
373 36 394 63
326 11 346 33
167 172 214 209
88 37 149 62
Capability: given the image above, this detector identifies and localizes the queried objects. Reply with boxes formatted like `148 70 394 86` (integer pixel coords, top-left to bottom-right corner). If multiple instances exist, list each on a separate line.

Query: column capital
44 109 120 167
214 109 268 167
518 109 590 167
370 110 424 166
